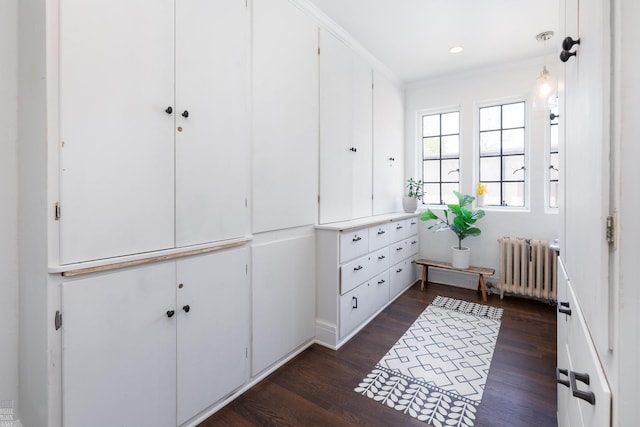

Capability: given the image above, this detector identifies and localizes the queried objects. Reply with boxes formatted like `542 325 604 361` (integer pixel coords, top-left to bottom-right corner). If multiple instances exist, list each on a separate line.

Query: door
176 247 250 424
560 0 611 353
61 263 177 427
319 29 373 224
59 0 175 264
175 0 250 246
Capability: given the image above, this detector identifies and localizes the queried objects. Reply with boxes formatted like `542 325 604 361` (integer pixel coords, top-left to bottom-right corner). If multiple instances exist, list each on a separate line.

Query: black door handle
570 371 596 405
182 305 190 313
556 368 570 388
182 110 189 118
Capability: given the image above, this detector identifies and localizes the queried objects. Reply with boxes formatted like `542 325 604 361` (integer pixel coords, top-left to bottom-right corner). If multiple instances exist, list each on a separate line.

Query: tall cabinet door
61 263 177 427
176 247 250 425
59 0 175 264
319 29 373 224
373 71 404 215
560 0 611 353
175 0 250 247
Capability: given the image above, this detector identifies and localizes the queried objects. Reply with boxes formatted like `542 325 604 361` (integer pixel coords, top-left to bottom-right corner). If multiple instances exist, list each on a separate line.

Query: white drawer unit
316 213 419 349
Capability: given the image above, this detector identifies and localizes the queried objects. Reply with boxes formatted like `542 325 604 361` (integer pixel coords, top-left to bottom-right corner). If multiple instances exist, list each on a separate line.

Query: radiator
497 236 557 301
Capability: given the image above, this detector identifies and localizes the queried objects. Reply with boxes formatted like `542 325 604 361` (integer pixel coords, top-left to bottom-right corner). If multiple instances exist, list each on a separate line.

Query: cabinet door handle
182 110 189 118
388 157 395 161
570 371 596 405
396 225 403 230
182 305 190 313
396 268 403 273
165 106 173 114
558 301 571 316
411 221 416 225
556 368 570 388
349 147 357 152
378 255 386 260
377 230 385 235
352 296 358 309
396 247 403 251
352 235 362 242
166 310 175 318
411 241 417 244
353 265 363 271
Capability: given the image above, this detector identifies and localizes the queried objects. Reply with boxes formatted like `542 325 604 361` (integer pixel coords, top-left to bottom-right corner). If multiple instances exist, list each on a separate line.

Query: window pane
423 115 440 137
502 102 525 128
423 160 441 182
550 125 559 151
549 153 559 180
441 135 459 157
549 181 558 209
480 106 501 131
423 183 441 204
480 131 500 155
441 184 460 204
504 155 525 181
484 183 501 206
503 182 525 207
441 159 459 182
441 112 459 135
480 157 501 181
503 128 525 154
423 137 440 159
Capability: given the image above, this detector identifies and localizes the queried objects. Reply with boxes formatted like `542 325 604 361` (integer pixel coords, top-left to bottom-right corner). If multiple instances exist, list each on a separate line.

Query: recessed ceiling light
449 46 464 54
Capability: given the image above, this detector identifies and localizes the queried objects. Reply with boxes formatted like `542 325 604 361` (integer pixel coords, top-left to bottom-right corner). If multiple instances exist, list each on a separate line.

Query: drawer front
340 230 369 263
339 271 389 338
407 235 419 257
406 217 419 238
389 258 415 299
369 224 391 251
390 219 409 243
340 253 373 295
389 239 409 265
369 247 390 278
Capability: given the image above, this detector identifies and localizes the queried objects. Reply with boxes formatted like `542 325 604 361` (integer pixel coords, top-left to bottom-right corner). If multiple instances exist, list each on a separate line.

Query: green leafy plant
420 191 486 249
406 178 424 201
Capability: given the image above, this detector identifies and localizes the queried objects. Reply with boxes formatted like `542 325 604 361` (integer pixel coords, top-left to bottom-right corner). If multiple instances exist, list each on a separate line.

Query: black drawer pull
570 371 595 405
182 305 190 313
352 236 362 242
558 301 571 315
378 255 386 260
352 296 358 309
166 310 175 318
556 368 570 388
377 230 385 235
396 247 403 251
353 266 363 271
378 279 385 285
411 241 417 244
396 225 403 230
396 268 403 273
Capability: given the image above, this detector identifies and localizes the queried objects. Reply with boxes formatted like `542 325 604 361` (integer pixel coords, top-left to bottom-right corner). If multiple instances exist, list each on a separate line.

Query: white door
560 0 611 353
319 29 373 224
252 0 319 233
61 263 177 427
176 247 250 425
175 0 250 246
373 71 404 215
59 0 175 263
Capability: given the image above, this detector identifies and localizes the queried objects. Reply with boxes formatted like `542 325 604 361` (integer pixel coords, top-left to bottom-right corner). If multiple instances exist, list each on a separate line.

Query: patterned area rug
355 296 503 427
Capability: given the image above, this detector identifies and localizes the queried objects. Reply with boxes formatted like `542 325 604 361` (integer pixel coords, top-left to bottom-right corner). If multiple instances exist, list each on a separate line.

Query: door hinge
55 310 62 330
606 215 615 244
318 47 320 55
55 202 61 221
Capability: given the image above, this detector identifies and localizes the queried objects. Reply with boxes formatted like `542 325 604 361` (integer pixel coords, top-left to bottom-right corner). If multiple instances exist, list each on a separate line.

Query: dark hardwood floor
200 282 557 427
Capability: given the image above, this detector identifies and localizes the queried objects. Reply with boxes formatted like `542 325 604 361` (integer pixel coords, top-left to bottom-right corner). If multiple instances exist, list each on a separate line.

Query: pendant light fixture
533 31 555 110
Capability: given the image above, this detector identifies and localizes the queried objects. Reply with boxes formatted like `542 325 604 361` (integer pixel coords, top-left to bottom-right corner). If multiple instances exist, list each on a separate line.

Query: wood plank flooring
200 282 557 427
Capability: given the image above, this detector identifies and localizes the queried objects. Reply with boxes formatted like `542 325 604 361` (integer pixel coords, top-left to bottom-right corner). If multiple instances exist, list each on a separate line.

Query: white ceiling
306 0 559 84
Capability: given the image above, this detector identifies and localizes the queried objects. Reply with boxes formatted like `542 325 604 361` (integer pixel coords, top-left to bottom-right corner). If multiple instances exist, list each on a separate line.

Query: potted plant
403 178 424 213
420 191 486 268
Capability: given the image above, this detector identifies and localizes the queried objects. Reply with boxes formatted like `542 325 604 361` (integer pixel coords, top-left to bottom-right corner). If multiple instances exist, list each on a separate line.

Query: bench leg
477 274 488 302
421 265 428 291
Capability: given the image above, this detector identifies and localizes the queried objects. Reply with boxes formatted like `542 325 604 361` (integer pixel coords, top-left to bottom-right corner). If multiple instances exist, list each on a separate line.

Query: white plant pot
451 246 471 269
403 196 418 213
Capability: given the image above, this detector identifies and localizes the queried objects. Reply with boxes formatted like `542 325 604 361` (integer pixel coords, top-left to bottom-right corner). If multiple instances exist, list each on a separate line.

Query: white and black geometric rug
355 296 503 427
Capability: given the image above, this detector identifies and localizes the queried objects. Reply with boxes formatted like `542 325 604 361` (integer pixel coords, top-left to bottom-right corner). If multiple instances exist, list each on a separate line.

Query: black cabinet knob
349 147 357 152
182 110 189 118
560 50 577 63
166 310 175 318
165 106 173 114
562 36 581 51
182 305 190 313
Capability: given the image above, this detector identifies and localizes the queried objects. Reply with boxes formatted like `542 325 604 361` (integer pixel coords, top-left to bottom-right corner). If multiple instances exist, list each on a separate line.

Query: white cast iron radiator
497 236 557 301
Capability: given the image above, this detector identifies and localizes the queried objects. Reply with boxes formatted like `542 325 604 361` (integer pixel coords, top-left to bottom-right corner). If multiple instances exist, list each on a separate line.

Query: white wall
0 0 19 420
405 59 560 287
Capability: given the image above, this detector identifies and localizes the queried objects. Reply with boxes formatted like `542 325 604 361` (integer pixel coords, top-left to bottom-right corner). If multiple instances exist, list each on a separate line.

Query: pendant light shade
533 31 556 110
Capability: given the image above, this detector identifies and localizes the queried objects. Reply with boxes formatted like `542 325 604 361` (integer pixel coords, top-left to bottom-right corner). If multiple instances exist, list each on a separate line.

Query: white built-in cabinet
252 0 319 233
319 29 374 224
61 247 249 427
59 0 250 263
316 214 419 348
558 0 614 424
373 71 404 215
